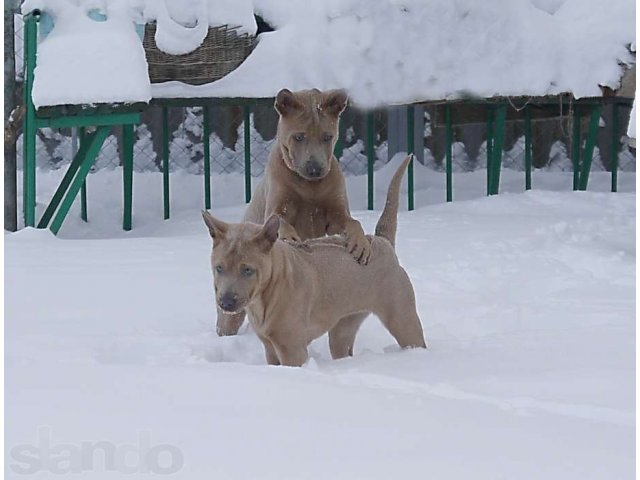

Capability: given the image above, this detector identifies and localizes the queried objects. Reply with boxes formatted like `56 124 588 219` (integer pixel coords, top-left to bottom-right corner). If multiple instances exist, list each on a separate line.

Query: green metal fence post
610 103 619 192
122 124 134 230
22 12 38 227
578 104 602 191
49 126 111 235
80 127 88 222
406 105 415 210
366 112 375 210
37 131 93 228
162 106 170 219
490 104 507 195
333 117 343 161
445 103 453 202
203 105 211 209
524 105 532 190
244 105 251 203
486 106 494 196
80 178 88 222
571 109 581 191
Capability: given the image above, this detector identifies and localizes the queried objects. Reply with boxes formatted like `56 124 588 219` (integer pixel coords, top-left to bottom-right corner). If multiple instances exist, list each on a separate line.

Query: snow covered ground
5 164 636 478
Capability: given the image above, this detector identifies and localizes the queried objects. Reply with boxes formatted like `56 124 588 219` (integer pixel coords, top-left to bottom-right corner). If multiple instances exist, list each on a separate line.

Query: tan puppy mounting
203 156 426 366
216 88 370 336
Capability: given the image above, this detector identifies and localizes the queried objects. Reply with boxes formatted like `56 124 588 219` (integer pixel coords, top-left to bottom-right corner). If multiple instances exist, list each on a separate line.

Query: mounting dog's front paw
278 222 302 243
347 230 371 264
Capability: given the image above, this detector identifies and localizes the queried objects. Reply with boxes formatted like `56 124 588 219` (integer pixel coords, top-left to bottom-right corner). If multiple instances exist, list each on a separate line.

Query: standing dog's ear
255 214 280 251
275 89 302 117
321 89 348 117
202 210 228 241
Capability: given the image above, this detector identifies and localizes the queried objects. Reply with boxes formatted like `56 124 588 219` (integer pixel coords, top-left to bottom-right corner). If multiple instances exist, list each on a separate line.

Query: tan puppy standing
203 156 426 366
216 88 370 336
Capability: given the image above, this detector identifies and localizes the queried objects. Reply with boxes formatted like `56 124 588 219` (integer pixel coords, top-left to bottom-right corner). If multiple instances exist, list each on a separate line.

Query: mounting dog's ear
321 89 348 117
275 89 302 117
254 214 280 251
202 210 228 241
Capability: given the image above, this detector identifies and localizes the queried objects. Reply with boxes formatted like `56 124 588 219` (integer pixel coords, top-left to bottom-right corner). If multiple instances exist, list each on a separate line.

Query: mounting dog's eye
322 133 333 143
293 133 305 142
241 266 255 277
215 265 224 274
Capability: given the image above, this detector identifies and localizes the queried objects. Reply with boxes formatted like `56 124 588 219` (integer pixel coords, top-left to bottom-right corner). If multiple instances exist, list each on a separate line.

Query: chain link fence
15 103 637 177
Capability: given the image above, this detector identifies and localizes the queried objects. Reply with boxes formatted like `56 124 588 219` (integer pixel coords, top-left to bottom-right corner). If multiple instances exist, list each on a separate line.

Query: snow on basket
143 22 257 85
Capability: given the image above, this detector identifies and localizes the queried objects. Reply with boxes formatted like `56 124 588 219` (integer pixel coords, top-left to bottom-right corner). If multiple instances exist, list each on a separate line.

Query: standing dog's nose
219 293 238 312
305 162 324 178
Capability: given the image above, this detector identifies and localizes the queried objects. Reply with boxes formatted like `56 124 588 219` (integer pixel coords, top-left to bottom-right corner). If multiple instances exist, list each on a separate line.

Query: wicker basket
143 23 257 85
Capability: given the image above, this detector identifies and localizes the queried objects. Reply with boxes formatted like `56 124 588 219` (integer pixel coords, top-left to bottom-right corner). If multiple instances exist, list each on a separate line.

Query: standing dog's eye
241 266 255 277
215 265 224 274
322 133 333 143
293 133 305 142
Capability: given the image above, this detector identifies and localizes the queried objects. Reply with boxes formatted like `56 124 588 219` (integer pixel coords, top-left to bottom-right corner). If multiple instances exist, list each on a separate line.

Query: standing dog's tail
375 155 412 248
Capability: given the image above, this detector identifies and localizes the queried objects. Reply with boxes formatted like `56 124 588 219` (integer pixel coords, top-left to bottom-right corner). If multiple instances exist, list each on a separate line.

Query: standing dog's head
202 211 280 314
274 88 348 181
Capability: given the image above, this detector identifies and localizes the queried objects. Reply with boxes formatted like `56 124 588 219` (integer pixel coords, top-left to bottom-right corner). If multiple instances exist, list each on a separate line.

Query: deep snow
4 163 636 479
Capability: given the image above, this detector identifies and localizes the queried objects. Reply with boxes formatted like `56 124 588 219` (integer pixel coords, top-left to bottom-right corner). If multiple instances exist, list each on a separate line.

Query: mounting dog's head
202 210 280 314
274 88 348 181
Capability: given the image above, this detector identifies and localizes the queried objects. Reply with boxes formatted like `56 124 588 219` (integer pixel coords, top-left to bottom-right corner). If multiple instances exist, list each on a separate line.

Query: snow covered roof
24 0 635 109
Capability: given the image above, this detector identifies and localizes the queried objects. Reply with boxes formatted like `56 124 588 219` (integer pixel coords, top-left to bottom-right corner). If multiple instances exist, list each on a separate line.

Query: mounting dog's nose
219 293 238 312
305 162 324 178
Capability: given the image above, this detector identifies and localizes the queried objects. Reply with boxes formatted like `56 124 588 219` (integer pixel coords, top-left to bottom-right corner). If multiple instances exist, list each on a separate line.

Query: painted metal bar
524 105 532 190
445 103 453 202
571 109 581 191
203 106 211 209
162 106 170 219
490 104 507 195
578 104 602 191
37 129 96 228
485 107 494 196
244 105 251 203
366 112 375 210
80 181 88 221
333 117 343 161
122 124 134 231
40 112 140 129
49 126 111 235
610 103 619 192
22 13 38 227
79 127 87 222
406 105 415 210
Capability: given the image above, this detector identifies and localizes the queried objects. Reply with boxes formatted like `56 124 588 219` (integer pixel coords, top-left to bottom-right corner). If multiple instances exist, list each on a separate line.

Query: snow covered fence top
23 0 635 109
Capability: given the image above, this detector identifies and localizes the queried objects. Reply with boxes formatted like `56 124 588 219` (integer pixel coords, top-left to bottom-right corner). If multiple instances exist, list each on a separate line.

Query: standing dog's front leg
269 334 309 367
257 335 281 365
216 307 246 336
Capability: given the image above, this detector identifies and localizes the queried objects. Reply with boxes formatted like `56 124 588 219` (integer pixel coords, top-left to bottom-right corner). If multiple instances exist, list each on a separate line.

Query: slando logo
9 426 184 475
